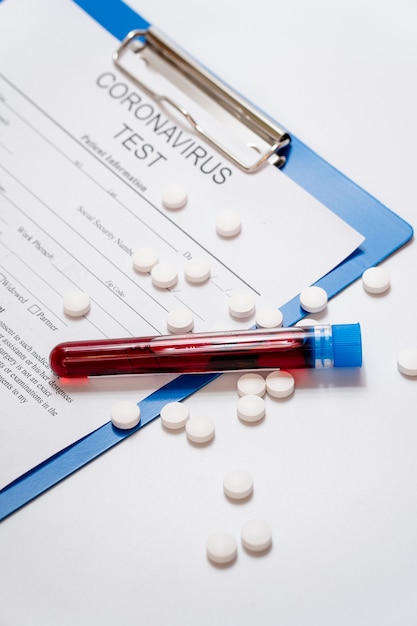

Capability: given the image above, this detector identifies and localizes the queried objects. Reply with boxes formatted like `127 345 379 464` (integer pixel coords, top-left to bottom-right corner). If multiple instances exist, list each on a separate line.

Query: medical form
0 0 364 488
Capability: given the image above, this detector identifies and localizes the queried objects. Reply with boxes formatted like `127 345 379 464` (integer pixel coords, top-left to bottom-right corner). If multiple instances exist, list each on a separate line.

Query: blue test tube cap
332 323 362 368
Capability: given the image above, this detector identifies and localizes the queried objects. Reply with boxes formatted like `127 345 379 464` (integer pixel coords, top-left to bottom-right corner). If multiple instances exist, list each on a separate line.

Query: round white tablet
63 290 90 317
151 263 178 288
228 292 256 319
299 286 328 313
132 247 159 272
161 183 188 209
255 306 283 328
241 519 272 553
223 469 253 500
111 400 140 430
397 348 417 377
184 257 211 284
236 394 265 423
186 415 215 443
215 209 241 237
295 317 319 327
166 307 194 333
266 370 294 398
362 266 390 294
160 401 190 430
237 373 266 397
206 531 237 565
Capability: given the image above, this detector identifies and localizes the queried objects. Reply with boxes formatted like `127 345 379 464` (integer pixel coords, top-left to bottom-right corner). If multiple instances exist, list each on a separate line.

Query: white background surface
1 1 417 625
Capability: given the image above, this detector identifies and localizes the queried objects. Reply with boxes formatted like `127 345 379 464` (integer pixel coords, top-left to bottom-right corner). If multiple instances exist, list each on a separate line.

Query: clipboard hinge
113 29 290 173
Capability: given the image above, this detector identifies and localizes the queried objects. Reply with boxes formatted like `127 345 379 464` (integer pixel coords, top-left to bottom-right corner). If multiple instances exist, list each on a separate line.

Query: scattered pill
362 266 390 294
110 400 140 430
166 307 194 333
161 183 188 209
63 290 90 317
255 306 283 328
299 286 328 313
206 531 237 565
223 469 253 500
151 263 178 288
228 291 256 319
132 247 159 272
241 519 272 553
295 317 319 327
237 394 265 423
184 257 211 284
160 401 190 430
215 209 241 237
237 373 266 397
186 415 215 444
266 370 294 398
397 348 417 377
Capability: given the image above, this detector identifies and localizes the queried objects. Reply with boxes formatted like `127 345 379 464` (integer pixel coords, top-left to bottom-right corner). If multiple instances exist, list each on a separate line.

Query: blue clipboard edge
0 373 219 521
0 0 413 520
279 136 413 325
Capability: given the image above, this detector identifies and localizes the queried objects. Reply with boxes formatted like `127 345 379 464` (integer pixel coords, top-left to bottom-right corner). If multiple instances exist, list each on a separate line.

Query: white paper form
0 0 364 489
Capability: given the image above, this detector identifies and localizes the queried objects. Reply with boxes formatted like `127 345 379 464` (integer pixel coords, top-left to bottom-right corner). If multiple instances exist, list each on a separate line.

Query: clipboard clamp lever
113 29 290 173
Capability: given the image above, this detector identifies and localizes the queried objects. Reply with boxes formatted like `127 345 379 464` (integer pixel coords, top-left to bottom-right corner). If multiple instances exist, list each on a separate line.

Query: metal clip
113 28 290 172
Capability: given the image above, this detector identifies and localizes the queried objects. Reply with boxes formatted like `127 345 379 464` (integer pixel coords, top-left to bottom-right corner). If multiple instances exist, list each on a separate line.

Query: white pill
362 266 390 294
266 370 294 398
228 291 256 319
166 307 194 334
223 469 253 500
111 400 140 430
295 317 319 327
184 257 211 284
160 401 190 430
63 290 90 317
151 263 178 288
299 286 328 313
215 209 241 237
132 247 159 272
186 415 215 443
206 531 237 565
237 394 265 423
237 373 266 397
162 183 188 209
241 519 272 553
397 348 417 377
255 306 283 328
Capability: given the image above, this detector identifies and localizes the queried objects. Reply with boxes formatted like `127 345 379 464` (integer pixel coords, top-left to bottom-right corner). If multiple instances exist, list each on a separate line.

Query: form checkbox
28 304 41 315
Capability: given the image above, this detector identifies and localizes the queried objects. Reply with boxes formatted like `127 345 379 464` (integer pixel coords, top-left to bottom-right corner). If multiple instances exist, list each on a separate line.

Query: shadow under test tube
49 324 362 378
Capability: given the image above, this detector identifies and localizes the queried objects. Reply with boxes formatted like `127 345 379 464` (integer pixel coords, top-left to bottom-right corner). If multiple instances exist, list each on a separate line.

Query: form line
0 72 260 296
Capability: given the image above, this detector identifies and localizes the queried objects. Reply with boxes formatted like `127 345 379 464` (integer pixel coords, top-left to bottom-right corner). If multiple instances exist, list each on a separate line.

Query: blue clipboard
0 0 412 520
